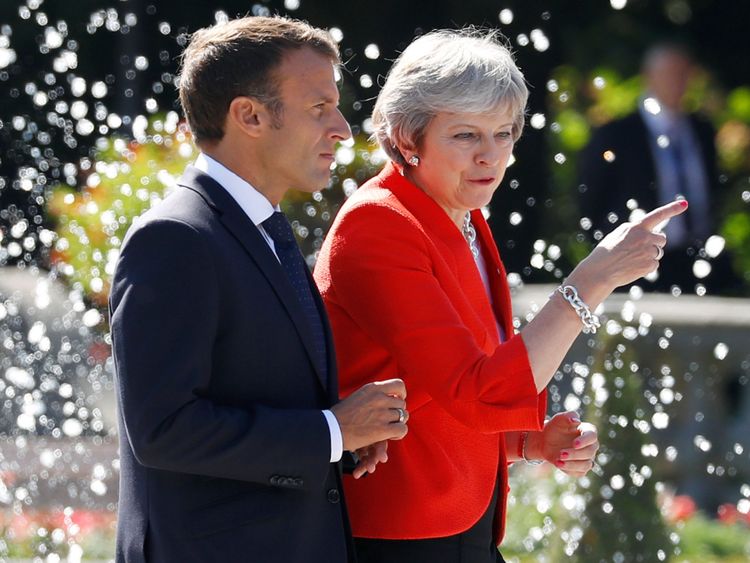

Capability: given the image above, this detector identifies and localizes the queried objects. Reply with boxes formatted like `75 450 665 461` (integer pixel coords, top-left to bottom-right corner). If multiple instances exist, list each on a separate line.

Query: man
578 43 734 293
110 16 408 563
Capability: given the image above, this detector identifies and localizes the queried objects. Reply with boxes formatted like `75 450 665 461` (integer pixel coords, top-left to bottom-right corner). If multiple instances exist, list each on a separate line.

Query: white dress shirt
193 153 344 463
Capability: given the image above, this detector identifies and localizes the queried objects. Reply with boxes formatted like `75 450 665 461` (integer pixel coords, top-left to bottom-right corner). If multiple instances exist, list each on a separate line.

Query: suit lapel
177 166 330 391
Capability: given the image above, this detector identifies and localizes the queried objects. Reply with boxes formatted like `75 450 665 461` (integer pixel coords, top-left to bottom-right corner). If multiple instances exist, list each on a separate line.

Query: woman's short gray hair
372 29 528 166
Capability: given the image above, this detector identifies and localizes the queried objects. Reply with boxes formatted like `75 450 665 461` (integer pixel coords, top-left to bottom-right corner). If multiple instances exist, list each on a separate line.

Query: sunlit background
1 0 749 561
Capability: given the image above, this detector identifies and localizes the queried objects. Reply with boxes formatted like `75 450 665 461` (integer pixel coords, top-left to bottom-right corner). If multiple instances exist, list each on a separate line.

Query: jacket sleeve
110 218 331 489
325 203 544 433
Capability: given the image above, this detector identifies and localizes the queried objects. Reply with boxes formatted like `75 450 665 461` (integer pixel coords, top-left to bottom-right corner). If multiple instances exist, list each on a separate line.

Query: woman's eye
454 132 475 140
496 131 512 139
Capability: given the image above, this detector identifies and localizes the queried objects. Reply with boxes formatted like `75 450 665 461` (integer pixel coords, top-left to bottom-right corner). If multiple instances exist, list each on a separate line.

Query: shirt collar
638 95 686 136
193 152 278 226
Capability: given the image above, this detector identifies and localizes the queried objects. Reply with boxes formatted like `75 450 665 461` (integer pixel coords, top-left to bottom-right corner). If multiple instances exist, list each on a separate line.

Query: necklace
462 212 480 259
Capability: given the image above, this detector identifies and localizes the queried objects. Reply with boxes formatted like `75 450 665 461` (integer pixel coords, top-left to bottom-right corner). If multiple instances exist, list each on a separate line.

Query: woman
314 30 686 563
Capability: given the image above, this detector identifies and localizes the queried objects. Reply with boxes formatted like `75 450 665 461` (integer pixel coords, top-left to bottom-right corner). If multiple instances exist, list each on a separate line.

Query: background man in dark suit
109 16 408 563
578 43 735 293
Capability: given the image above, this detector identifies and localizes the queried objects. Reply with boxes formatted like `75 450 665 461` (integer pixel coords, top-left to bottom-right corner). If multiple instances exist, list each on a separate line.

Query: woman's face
404 106 516 226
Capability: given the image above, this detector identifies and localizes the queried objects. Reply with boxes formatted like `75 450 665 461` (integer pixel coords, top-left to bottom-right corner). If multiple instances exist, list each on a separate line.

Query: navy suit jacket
110 166 352 562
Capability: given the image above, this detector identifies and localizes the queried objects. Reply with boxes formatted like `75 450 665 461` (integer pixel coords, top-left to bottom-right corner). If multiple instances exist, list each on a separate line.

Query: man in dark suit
578 43 735 293
109 16 409 563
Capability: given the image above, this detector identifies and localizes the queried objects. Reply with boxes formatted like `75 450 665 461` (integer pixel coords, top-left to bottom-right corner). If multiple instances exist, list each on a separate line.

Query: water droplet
530 29 549 52
530 113 546 129
498 9 514 25
329 27 343 43
704 235 725 258
364 43 380 60
693 435 712 452
652 412 670 428
62 418 83 437
692 259 711 279
713 342 728 360
6 367 35 389
643 97 661 115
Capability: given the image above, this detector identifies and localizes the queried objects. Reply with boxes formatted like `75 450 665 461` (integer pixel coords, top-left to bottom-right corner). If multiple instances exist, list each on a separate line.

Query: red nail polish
573 439 581 448
679 200 688 208
556 460 565 468
561 451 569 459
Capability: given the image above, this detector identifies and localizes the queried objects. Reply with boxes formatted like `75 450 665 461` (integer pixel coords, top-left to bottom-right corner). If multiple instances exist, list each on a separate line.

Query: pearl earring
408 155 420 166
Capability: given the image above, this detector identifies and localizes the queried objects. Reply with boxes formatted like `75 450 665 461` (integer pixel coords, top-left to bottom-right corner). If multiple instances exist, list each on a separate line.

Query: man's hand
331 379 408 453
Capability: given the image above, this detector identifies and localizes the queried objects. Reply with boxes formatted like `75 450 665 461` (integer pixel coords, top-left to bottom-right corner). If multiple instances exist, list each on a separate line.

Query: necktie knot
262 212 296 247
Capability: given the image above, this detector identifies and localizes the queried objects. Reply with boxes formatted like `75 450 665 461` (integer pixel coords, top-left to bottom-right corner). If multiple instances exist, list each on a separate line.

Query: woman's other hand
352 440 389 479
527 411 599 478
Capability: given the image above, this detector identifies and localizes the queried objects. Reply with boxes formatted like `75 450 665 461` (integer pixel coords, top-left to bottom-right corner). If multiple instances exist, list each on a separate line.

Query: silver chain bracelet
519 431 543 465
554 285 601 334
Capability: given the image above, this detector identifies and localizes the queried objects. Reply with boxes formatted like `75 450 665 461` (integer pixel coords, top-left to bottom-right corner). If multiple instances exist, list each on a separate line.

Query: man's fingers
371 378 407 399
386 422 408 440
639 200 688 231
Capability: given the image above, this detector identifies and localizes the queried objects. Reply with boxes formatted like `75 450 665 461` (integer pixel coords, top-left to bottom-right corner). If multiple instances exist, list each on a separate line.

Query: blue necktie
262 212 328 380
667 133 695 242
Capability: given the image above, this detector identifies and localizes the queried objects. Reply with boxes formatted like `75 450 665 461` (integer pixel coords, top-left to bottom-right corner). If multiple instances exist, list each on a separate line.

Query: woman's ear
393 138 418 164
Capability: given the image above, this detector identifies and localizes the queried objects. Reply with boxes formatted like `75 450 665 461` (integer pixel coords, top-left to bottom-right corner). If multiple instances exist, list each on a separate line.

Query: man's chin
295 172 332 193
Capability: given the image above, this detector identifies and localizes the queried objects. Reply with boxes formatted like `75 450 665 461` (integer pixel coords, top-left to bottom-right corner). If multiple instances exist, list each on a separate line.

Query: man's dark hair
178 16 340 145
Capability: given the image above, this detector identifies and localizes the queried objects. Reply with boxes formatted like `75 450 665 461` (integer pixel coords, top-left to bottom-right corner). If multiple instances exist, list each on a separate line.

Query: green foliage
721 212 750 284
726 87 750 124
46 115 385 311
577 338 671 561
47 113 192 309
676 513 750 560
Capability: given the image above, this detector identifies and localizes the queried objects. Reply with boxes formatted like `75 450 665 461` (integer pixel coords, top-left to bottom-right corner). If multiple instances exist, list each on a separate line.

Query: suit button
327 488 340 504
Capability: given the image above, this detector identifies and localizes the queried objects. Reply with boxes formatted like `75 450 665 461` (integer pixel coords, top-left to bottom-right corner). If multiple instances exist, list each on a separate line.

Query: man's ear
227 96 268 138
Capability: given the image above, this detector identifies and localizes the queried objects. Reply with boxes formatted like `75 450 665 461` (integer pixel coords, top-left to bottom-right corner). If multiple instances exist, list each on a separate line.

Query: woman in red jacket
314 29 688 563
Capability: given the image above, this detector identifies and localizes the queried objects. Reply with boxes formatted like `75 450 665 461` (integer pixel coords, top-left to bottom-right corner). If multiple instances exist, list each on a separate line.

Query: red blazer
314 162 546 544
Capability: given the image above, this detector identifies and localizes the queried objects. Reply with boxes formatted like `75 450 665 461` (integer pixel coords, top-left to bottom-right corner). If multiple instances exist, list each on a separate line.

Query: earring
408 155 420 166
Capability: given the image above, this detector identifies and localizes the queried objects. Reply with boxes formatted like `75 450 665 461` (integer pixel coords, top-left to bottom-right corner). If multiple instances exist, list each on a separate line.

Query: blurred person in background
314 29 688 563
578 42 736 294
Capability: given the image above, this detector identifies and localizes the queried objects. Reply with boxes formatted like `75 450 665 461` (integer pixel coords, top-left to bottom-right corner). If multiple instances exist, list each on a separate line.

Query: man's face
258 48 351 196
646 51 693 112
